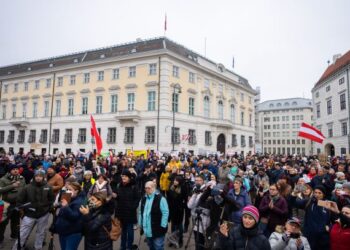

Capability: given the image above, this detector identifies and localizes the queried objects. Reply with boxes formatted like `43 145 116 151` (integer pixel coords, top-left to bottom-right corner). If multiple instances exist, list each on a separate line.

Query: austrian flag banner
298 122 325 144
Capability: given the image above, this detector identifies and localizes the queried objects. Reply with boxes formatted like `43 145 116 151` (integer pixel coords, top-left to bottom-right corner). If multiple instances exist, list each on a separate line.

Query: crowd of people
0 150 349 250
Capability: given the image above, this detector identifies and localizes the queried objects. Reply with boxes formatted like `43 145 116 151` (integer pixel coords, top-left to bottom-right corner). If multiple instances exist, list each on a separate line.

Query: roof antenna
327 60 330 65
204 37 207 57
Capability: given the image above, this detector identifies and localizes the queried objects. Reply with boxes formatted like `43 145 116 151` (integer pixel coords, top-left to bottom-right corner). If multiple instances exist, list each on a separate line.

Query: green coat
0 173 26 204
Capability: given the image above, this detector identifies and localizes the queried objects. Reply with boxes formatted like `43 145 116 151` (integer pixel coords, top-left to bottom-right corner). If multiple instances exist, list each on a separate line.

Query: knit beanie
34 169 46 176
314 185 326 195
242 205 260 223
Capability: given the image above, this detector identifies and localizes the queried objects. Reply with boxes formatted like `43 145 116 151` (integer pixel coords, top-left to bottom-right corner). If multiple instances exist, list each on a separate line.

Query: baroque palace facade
0 37 255 155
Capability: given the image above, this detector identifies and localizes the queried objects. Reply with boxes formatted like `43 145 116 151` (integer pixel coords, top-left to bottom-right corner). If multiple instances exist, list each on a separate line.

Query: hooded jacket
0 173 26 203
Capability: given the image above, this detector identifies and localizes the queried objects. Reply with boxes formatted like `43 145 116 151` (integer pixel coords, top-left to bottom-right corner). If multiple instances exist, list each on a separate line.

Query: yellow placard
127 149 148 158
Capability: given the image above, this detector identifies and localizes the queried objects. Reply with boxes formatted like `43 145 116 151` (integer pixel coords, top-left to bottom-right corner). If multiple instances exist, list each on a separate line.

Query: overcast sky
1 0 349 101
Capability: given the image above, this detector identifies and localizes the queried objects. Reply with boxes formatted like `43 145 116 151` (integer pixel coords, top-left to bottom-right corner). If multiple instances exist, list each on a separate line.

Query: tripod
185 208 207 250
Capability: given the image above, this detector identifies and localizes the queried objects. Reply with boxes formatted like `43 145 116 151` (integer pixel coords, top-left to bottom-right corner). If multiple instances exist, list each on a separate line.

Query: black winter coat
115 181 140 224
83 204 112 250
17 180 55 218
167 184 187 225
217 224 271 250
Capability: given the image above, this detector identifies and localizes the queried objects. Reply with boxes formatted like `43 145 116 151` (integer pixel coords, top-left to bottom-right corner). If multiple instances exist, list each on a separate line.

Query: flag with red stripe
90 115 103 155
298 122 325 143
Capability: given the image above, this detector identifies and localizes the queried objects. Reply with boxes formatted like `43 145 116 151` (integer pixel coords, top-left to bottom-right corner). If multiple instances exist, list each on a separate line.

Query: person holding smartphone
269 217 311 250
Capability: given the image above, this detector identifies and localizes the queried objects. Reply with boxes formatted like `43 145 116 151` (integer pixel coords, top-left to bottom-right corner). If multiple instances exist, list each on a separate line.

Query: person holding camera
269 217 311 250
54 182 86 250
187 175 210 250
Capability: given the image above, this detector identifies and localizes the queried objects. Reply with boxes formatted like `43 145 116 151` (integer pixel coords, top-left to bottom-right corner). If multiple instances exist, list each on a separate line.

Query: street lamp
172 83 182 152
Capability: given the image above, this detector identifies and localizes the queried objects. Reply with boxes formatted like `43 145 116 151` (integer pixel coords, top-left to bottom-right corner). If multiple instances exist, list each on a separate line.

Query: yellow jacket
160 172 171 191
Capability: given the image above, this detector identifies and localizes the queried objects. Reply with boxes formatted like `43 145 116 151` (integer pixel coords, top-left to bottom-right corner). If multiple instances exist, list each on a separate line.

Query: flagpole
164 13 167 36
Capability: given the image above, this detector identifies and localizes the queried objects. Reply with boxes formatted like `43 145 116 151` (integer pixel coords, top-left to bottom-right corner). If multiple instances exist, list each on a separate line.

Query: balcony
115 110 140 123
9 117 29 128
210 119 233 129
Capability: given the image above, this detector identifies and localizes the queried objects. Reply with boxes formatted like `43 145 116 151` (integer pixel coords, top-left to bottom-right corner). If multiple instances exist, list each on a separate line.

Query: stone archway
217 134 226 154
325 143 335 157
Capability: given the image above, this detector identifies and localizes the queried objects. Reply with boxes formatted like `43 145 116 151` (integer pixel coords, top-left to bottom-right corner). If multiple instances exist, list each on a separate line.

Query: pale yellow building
0 37 256 155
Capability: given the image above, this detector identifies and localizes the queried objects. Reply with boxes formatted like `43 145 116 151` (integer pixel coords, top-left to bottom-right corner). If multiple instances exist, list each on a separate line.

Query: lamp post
172 84 182 152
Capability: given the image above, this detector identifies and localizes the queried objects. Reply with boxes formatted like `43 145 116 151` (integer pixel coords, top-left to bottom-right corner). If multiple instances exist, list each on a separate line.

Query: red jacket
330 222 350 250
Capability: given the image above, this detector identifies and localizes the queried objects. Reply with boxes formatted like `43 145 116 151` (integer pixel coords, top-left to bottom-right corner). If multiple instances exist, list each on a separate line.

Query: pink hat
242 205 259 223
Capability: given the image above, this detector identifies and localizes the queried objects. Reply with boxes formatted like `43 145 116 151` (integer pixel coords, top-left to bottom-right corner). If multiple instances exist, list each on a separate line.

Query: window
11 103 16 118
218 84 223 94
204 78 210 89
107 128 117 144
84 73 90 84
171 127 180 144
327 99 332 115
149 64 157 75
35 80 40 89
240 93 244 102
33 102 38 118
64 129 73 143
52 129 60 143
204 96 210 118
241 111 244 125
342 122 347 136
315 92 319 98
7 130 15 143
172 93 179 112
68 99 74 116
22 103 27 118
341 148 346 155
112 69 119 79
127 93 135 111
316 104 320 118
231 134 237 147
145 126 155 143
189 72 195 83
46 79 51 88
98 71 104 81
205 131 212 145
172 65 179 78
124 127 134 143
249 136 253 147
18 130 25 143
0 131 4 143
111 95 118 113
57 77 63 86
148 91 156 111
14 83 18 92
129 66 136 77
55 100 61 116
249 114 252 127
230 105 235 123
78 128 86 143
40 129 48 143
70 75 76 85
96 96 103 114
241 135 246 147
188 129 196 145
339 77 345 85
2 105 6 119
4 85 8 93
189 97 195 115
44 101 49 117
24 82 29 91
328 125 333 138
81 97 88 115
28 130 36 143
218 101 224 119
340 93 346 110
249 97 252 104
326 85 331 92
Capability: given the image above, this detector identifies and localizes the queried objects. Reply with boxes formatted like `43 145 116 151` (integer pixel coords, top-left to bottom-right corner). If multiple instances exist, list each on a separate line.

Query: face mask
88 201 97 209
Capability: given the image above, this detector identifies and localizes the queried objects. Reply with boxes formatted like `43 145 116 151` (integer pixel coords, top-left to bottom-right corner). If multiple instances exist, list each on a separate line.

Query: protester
47 165 64 196
88 174 113 201
327 203 350 250
82 170 95 195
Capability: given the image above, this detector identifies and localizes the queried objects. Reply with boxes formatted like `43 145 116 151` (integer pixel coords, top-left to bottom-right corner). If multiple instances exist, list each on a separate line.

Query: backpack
103 217 122 241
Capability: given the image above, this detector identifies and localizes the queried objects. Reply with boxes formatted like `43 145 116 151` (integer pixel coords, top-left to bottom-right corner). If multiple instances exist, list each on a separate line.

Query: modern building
312 50 350 156
257 98 313 155
0 37 256 155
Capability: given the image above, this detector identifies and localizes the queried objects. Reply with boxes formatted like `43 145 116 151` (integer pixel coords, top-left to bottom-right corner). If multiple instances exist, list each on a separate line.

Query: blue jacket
227 188 251 223
55 192 86 236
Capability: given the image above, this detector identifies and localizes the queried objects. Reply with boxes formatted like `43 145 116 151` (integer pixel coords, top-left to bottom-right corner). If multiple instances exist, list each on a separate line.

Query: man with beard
0 164 26 247
46 165 64 197
12 169 55 250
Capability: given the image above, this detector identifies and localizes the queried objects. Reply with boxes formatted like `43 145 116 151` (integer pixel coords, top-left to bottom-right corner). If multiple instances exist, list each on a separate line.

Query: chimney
332 54 342 64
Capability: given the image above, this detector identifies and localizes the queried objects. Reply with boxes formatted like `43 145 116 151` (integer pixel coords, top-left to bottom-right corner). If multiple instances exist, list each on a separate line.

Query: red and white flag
90 115 103 155
298 122 325 143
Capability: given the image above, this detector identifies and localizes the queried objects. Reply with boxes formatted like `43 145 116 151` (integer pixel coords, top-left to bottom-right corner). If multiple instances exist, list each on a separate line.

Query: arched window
292 101 297 106
284 102 289 107
269 103 274 108
218 100 223 119
230 104 235 123
277 103 282 107
204 96 210 118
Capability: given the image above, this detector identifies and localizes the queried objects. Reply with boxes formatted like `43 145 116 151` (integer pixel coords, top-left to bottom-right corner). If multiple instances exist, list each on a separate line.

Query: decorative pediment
145 81 158 87
11 97 18 101
240 105 246 109
109 85 121 91
125 83 137 89
201 88 213 96
20 96 29 101
31 95 40 100
94 87 105 93
228 97 238 104
1 98 8 102
42 93 51 98
80 89 91 94
55 92 63 97
248 108 253 112
187 88 197 95
216 94 226 100
66 90 77 95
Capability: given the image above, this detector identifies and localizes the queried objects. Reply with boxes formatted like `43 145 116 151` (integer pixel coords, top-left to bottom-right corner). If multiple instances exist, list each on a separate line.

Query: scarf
95 181 107 191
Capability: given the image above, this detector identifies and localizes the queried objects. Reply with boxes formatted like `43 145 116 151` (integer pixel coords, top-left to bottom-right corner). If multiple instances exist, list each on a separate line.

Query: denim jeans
120 223 134 250
146 236 165 250
59 233 82 250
